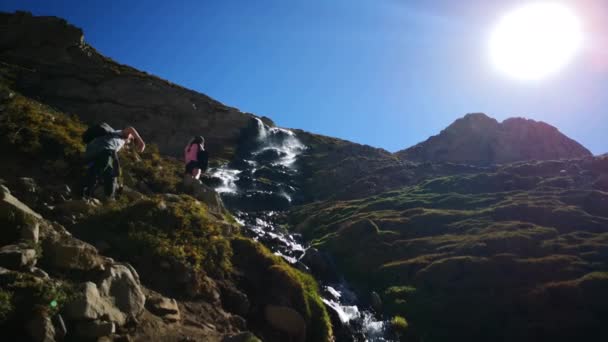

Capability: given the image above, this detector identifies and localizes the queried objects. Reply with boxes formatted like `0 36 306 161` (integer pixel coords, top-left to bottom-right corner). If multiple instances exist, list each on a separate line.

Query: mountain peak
397 113 591 164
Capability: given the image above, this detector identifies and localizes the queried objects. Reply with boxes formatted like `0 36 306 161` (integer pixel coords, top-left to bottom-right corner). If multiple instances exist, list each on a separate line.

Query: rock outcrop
0 11 254 159
397 113 592 164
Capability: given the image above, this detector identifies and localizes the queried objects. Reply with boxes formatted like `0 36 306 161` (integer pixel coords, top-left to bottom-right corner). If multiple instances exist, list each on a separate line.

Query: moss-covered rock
231 237 332 342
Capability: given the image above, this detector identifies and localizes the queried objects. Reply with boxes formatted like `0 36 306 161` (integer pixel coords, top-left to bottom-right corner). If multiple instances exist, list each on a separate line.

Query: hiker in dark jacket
83 125 145 198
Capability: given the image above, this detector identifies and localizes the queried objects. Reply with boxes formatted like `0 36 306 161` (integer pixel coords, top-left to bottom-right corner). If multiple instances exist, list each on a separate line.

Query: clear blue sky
2 0 607 153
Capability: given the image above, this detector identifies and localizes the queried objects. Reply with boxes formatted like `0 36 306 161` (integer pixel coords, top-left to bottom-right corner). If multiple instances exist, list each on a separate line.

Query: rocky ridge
397 113 592 164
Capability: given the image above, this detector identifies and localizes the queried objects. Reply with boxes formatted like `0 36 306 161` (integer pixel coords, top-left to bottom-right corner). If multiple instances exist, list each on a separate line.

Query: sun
489 2 583 81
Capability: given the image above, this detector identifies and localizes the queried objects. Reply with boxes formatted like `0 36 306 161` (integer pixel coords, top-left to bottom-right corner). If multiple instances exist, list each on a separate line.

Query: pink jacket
184 143 201 164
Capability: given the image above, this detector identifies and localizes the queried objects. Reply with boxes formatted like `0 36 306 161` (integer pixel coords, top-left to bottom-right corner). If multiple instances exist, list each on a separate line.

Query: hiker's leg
83 164 97 197
102 154 118 198
192 168 202 180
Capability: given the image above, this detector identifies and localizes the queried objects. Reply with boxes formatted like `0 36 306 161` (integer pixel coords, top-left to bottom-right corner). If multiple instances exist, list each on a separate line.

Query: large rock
1 184 42 219
97 263 146 319
182 177 226 213
264 305 307 340
25 311 56 342
397 113 592 164
146 295 180 322
41 233 106 271
63 282 126 325
73 320 115 339
0 244 37 269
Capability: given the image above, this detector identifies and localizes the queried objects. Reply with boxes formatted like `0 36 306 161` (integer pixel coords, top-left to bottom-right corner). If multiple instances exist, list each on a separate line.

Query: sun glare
489 2 583 81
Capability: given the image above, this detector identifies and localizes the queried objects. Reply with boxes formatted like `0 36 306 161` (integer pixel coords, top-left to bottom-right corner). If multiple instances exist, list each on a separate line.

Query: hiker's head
193 136 205 146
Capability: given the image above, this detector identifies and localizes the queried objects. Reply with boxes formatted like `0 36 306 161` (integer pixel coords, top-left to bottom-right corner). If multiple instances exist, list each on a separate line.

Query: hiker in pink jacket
184 136 208 180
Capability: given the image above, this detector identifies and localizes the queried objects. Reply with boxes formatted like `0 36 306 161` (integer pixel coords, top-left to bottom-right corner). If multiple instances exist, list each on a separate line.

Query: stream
207 118 392 342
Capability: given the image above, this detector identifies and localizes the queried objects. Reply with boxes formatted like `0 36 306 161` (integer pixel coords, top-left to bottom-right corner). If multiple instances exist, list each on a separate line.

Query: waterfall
207 117 393 341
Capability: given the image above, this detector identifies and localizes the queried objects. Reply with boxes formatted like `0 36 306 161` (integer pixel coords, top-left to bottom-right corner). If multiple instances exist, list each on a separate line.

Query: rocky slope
2 10 606 342
0 84 332 341
291 157 608 341
397 113 592 164
0 11 256 160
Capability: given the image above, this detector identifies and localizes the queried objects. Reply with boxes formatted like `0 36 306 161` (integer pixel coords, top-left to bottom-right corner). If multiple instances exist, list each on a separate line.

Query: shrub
0 290 13 322
390 315 409 335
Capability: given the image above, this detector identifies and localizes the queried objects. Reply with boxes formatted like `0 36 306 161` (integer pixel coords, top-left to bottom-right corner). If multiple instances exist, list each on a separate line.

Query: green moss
2 272 72 317
0 290 13 322
231 237 333 342
390 315 409 334
0 87 85 164
76 195 234 278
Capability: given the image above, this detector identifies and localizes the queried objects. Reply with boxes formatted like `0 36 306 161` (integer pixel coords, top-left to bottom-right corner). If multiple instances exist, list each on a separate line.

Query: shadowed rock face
397 113 592 164
0 11 253 159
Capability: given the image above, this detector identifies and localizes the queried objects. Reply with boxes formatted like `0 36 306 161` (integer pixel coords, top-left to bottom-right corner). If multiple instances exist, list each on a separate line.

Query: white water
209 118 392 341
209 167 240 193
253 118 306 167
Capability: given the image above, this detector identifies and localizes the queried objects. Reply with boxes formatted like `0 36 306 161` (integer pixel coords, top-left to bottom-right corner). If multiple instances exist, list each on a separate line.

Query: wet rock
264 304 307 339
73 319 115 339
200 175 223 188
63 282 126 325
146 295 180 322
223 191 290 212
26 311 56 342
98 263 146 319
370 291 382 312
254 149 287 164
301 248 336 281
0 244 37 269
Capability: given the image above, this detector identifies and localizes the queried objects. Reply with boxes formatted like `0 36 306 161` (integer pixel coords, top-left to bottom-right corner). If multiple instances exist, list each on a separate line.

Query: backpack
197 149 209 172
83 122 114 144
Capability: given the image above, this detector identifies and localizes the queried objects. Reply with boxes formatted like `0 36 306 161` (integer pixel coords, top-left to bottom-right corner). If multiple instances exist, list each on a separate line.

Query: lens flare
489 2 583 81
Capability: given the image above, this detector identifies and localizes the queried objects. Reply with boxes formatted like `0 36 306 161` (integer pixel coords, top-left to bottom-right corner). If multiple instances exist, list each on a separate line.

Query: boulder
15 177 39 207
54 198 99 217
0 244 37 269
301 248 336 281
146 295 180 322
73 320 115 339
220 284 250 317
370 291 382 313
20 221 40 243
29 266 50 279
63 282 126 325
1 184 42 219
41 234 105 271
264 304 307 340
25 311 56 342
97 263 146 319
182 177 226 213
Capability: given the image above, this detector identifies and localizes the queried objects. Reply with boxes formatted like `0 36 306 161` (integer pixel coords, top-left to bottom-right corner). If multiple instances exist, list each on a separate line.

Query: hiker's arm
123 127 145 153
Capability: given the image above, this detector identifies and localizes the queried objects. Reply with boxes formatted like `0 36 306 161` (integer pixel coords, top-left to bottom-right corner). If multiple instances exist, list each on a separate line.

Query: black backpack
82 122 114 144
197 149 209 172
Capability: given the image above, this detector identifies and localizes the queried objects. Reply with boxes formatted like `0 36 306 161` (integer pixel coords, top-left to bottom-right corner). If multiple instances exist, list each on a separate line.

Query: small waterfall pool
207 118 392 341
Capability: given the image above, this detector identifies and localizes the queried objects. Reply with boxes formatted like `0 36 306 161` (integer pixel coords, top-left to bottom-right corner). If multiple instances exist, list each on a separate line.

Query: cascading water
207 117 392 341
